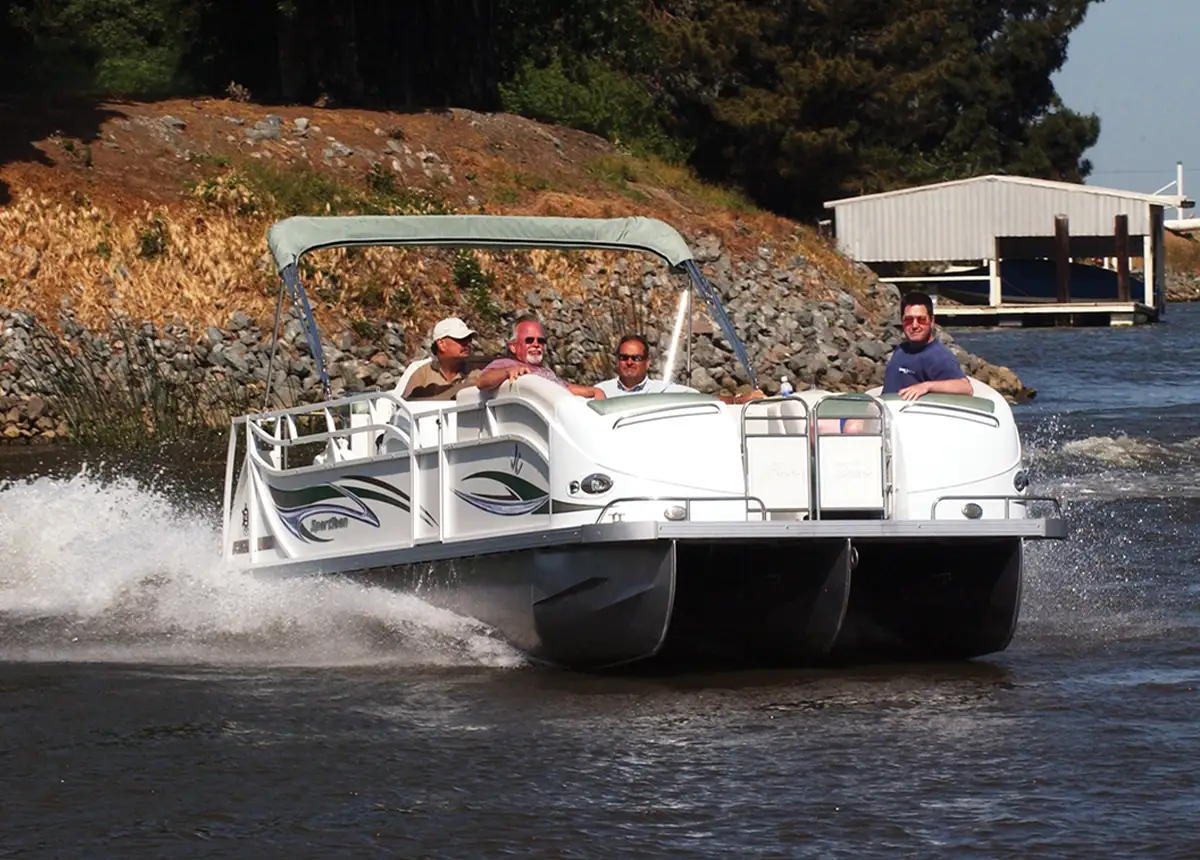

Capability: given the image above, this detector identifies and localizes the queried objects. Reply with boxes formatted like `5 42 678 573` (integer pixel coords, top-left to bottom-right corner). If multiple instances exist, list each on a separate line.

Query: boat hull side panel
527 542 676 667
660 538 852 664
366 541 677 669
835 538 1023 659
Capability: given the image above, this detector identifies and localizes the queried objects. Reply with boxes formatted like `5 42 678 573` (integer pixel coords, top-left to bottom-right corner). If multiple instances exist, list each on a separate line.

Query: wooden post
1054 215 1071 303
1151 204 1165 312
988 237 1002 307
1115 214 1130 302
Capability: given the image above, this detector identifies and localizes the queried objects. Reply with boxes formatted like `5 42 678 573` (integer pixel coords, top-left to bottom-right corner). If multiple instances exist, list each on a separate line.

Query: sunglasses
902 315 931 326
617 353 646 362
522 337 548 345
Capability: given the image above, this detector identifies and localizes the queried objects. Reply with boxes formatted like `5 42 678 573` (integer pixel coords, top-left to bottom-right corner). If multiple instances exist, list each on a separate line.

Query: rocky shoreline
0 233 1031 445
1166 270 1200 302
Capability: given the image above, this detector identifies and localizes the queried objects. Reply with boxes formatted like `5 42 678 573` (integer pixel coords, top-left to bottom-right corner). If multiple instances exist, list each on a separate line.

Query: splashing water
1013 418 1200 648
0 467 523 668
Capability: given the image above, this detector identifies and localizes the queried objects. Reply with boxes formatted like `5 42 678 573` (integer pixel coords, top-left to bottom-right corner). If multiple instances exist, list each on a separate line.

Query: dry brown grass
1166 231 1200 274
0 190 677 345
0 97 856 343
0 196 276 329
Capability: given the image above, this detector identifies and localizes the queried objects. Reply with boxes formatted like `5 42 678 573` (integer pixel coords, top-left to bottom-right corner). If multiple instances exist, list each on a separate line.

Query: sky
1053 0 1199 197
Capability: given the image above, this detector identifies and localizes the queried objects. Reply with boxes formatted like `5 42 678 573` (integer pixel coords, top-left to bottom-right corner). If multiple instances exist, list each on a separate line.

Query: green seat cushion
588 392 718 415
879 393 995 413
812 396 882 419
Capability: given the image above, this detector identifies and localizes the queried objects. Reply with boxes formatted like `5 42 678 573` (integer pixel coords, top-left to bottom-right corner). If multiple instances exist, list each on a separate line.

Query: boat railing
234 390 414 466
740 395 812 519
231 387 560 462
930 494 1063 520
810 393 892 520
593 494 769 524
739 393 893 522
226 386 562 558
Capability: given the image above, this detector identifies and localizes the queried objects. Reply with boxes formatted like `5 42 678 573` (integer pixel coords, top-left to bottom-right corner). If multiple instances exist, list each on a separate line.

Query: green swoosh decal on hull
464 470 547 502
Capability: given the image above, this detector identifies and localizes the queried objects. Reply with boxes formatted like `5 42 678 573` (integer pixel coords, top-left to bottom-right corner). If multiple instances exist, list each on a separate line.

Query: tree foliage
655 0 1101 211
0 0 1103 216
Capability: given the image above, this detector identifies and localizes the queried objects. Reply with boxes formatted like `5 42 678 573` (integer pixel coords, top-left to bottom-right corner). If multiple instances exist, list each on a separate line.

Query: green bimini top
267 214 697 272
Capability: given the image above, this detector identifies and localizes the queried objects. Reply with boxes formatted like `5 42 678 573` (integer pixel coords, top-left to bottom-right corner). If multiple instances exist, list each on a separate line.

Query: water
4 309 1200 857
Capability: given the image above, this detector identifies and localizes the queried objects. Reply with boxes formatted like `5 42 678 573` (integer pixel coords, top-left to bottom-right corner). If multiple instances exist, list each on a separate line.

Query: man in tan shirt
402 316 481 400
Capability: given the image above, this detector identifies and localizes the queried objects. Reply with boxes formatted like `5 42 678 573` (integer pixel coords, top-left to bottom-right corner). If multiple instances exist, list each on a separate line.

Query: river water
3 307 1199 858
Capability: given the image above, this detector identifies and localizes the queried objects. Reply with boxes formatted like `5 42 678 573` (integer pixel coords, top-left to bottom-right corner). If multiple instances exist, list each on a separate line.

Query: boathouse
823 175 1192 326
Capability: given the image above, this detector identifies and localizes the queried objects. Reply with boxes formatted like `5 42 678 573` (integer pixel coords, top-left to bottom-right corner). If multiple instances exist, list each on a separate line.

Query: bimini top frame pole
262 214 757 407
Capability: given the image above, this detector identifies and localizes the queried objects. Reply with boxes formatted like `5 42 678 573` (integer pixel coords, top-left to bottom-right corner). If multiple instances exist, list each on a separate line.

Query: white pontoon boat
223 215 1067 669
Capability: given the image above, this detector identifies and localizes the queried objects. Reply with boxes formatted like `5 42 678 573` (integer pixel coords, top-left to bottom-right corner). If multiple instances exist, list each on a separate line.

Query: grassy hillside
0 98 877 342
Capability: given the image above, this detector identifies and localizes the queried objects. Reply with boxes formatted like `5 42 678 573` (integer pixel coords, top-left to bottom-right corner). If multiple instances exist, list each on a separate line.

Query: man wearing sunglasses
596 334 683 397
476 316 605 400
882 291 972 401
597 333 766 403
402 316 481 401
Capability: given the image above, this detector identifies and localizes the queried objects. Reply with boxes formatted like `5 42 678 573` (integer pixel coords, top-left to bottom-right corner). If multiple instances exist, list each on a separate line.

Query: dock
933 300 1158 328
824 175 1192 328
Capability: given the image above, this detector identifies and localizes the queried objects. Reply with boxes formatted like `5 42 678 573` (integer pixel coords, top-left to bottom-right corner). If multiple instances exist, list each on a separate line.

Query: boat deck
936 300 1158 328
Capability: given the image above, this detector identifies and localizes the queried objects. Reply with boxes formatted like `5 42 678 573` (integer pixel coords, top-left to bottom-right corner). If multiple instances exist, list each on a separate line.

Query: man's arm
897 376 973 400
931 376 973 394
476 363 528 391
567 383 605 400
718 389 765 404
919 377 973 394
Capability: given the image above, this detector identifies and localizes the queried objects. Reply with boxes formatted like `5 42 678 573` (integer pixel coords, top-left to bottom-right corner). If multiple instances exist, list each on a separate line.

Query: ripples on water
2 309 1200 856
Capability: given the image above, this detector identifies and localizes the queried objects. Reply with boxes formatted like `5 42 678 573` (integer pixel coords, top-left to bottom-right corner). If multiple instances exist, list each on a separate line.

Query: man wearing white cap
402 316 481 400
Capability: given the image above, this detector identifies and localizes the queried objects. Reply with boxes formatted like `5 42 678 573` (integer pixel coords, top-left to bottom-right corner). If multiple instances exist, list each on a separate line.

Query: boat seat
742 397 811 518
394 357 432 397
813 396 885 512
371 357 433 427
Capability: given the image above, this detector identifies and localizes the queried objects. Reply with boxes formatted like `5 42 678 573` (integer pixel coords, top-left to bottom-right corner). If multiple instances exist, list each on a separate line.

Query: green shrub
240 162 349 216
137 216 169 259
366 163 397 196
213 162 453 218
452 251 499 322
358 275 386 309
499 56 685 162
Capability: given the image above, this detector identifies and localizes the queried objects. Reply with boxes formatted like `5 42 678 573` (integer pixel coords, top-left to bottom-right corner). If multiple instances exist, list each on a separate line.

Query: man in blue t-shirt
882 291 973 401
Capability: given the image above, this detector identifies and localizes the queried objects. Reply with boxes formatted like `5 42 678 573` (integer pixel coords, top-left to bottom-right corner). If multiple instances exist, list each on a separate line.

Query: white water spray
0 468 522 667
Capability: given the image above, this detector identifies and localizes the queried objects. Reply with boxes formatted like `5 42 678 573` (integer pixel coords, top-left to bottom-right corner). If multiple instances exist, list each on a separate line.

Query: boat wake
0 468 523 668
1015 422 1200 649
1024 423 1200 500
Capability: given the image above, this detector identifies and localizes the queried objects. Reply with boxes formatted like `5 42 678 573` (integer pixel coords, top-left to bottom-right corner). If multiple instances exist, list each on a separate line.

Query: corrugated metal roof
823 175 1186 262
825 174 1188 209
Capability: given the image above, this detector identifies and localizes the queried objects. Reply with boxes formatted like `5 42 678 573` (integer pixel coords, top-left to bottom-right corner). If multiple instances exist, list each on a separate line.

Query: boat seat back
814 396 886 513
461 374 572 443
392 401 448 449
394 357 432 397
371 357 433 427
742 397 811 518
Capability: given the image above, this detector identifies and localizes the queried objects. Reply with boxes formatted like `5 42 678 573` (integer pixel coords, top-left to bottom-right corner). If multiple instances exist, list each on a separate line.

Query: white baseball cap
431 317 476 341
